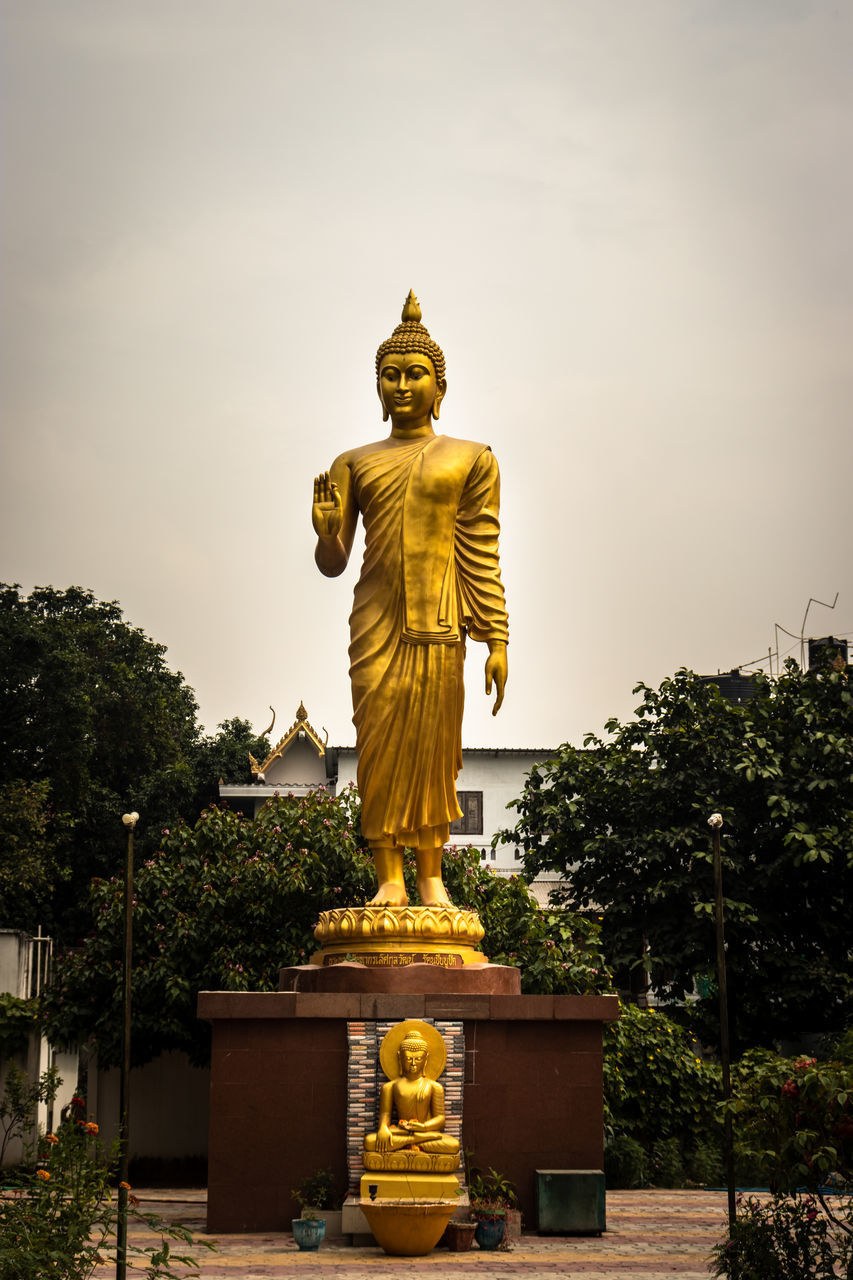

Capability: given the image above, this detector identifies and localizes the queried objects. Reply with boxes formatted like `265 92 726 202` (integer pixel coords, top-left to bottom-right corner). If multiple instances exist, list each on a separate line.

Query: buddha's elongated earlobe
432 378 447 422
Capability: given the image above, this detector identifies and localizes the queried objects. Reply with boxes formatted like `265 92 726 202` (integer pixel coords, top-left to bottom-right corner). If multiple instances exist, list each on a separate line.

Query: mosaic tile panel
345 1018 465 1192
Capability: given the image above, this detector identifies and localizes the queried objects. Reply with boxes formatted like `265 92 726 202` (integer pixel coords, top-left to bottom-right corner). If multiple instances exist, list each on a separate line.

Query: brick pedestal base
197 990 619 1233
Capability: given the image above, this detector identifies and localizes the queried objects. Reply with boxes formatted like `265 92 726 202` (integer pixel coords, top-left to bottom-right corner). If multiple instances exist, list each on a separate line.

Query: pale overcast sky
2 1 851 750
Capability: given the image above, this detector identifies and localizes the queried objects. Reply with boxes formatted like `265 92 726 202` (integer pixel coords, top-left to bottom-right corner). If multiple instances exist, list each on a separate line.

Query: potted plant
291 1168 338 1250
468 1165 519 1250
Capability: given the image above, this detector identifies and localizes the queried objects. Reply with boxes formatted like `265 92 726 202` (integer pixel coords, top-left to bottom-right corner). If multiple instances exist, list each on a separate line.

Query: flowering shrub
0 1063 60 1168
602 1004 722 1187
710 1193 848 1280
0 1072 215 1280
727 1047 853 1191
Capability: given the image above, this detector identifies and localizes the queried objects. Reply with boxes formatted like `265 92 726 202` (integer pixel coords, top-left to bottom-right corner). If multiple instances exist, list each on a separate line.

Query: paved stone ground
91 1187 731 1278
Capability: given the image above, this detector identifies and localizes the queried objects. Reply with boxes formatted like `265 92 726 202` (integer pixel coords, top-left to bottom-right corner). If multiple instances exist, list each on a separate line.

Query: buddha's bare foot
368 882 408 907
417 876 453 907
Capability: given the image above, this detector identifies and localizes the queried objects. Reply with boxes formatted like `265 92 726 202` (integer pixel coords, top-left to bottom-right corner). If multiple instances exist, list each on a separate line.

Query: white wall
265 736 327 786
0 929 32 998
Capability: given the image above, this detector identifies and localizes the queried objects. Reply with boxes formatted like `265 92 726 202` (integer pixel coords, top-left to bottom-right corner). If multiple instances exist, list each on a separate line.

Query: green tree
0 585 268 941
0 585 201 938
42 790 611 1068
189 716 270 816
502 665 853 1049
0 780 70 935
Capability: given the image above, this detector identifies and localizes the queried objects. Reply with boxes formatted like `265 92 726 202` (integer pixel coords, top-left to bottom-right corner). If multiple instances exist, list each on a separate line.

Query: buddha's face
400 1044 428 1078
378 352 446 428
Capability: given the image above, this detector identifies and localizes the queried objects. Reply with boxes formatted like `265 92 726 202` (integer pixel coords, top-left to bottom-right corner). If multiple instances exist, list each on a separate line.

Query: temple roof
250 701 328 776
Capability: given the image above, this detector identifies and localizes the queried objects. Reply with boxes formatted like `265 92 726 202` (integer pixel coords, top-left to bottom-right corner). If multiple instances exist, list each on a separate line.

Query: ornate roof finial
296 701 308 722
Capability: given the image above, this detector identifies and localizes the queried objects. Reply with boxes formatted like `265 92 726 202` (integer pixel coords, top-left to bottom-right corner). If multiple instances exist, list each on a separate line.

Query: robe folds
337 433 508 847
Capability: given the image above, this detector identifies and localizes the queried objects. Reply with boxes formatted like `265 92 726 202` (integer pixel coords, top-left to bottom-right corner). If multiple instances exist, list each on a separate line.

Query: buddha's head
398 1030 429 1078
376 291 447 425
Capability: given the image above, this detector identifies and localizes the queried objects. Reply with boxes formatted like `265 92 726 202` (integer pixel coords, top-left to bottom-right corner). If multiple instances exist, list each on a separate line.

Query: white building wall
0 929 33 997
0 931 79 1165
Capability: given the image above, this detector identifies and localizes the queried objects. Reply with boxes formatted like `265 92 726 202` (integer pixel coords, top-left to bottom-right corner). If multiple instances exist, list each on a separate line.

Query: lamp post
708 812 736 1241
116 812 138 1280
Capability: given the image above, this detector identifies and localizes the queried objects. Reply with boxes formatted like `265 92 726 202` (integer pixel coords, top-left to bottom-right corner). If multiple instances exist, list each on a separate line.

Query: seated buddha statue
363 1027 459 1170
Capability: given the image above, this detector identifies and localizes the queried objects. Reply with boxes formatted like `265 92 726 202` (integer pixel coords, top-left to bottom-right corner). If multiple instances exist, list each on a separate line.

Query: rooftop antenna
800 594 839 666
774 593 839 673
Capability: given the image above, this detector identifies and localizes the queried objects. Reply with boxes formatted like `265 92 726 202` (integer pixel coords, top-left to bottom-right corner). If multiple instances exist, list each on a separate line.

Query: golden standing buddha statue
312 292 508 910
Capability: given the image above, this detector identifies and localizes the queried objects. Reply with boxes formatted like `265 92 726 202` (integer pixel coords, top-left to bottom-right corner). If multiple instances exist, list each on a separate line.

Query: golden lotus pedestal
310 905 487 969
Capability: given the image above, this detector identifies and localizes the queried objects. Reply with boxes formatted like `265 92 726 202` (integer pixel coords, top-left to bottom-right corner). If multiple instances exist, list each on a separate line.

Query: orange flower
119 1181 131 1191
45 1133 59 1145
84 1122 99 1135
36 1169 51 1181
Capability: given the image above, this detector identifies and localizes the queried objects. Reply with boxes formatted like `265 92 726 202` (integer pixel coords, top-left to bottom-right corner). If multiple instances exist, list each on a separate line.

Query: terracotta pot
444 1220 477 1251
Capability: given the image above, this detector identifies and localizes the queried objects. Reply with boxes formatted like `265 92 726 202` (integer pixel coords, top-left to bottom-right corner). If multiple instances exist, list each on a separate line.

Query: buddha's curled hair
375 290 446 384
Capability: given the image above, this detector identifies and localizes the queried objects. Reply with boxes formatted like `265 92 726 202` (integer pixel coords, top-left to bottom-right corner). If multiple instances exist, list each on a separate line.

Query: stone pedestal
198 989 618 1234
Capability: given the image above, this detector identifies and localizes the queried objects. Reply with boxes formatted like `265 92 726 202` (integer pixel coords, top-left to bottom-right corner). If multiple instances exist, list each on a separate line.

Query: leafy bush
603 1134 648 1189
710 1194 850 1280
0 1070 215 1279
686 1137 725 1188
727 1048 853 1191
0 1062 59 1168
292 1167 338 1216
602 1003 721 1186
0 995 39 1065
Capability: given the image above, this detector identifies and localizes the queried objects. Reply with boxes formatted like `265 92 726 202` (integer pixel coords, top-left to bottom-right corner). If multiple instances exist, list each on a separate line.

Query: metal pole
117 812 138 1280
708 812 736 1242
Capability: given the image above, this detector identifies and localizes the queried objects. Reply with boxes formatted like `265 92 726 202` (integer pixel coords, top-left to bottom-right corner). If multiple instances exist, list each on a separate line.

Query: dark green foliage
292 1168 338 1215
466 1158 519 1214
189 716 270 815
503 665 853 1050
0 781 70 935
710 1194 849 1280
0 1062 59 1167
727 1046 853 1192
603 1133 649 1189
438 848 612 996
713 1044 853 1274
0 585 269 942
602 1003 722 1187
0 585 199 940
0 994 39 1064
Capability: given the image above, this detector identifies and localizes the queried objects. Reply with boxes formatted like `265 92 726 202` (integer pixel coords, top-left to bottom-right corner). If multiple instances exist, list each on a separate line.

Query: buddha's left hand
485 642 507 715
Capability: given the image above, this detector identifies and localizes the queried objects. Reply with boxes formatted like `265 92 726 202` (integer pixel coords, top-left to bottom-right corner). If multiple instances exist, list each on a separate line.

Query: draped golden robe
338 434 508 847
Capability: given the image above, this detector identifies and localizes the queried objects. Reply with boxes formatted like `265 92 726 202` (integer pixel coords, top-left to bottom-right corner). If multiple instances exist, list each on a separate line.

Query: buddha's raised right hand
312 472 343 538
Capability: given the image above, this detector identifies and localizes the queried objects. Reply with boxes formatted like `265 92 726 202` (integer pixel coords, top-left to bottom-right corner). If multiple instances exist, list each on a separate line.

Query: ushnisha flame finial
401 289 422 324
375 290 446 384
